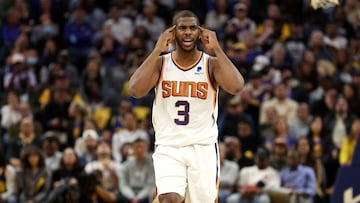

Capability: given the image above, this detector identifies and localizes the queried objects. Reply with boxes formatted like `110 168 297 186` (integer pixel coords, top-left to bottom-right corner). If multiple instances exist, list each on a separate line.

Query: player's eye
178 26 187 31
190 25 198 31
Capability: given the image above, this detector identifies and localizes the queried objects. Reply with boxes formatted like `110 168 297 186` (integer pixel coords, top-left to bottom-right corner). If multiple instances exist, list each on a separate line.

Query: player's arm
199 27 244 95
128 26 175 98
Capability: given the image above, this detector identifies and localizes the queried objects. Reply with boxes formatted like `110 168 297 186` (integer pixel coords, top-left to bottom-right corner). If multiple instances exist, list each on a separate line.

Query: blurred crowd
0 0 360 203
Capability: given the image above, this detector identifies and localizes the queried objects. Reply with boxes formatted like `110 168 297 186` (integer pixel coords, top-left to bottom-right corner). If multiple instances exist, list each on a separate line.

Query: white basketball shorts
152 143 220 202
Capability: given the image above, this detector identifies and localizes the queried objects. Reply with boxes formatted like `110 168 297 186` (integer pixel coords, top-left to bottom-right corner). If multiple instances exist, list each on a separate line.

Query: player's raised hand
199 26 221 52
155 25 175 53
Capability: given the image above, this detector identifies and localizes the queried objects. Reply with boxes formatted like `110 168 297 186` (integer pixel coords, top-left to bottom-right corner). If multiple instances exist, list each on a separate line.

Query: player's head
172 10 200 52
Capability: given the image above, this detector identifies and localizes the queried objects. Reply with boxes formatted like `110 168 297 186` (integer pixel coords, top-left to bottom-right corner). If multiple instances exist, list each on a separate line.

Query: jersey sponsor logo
162 80 208 99
195 66 204 74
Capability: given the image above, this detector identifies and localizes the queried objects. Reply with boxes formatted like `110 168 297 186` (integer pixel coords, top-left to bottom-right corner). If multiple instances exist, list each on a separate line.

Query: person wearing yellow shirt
339 119 360 165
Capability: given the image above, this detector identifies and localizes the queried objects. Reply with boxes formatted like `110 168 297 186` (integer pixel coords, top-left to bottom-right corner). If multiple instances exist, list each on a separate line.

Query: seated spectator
104 3 134 45
42 133 63 173
227 3 256 42
204 0 230 35
38 70 82 110
259 82 299 126
135 1 165 44
307 30 332 61
6 117 41 168
68 100 90 142
31 13 59 45
0 154 16 203
77 172 117 203
265 117 297 152
1 8 22 47
64 5 94 68
85 141 121 192
118 138 155 203
289 103 312 139
227 147 280 203
40 87 71 148
280 150 316 203
224 136 254 170
269 42 294 73
75 129 99 166
16 146 51 203
324 97 357 149
3 53 37 97
1 90 22 130
112 111 148 163
7 100 41 141
339 119 360 165
218 142 239 203
46 148 83 203
270 137 288 171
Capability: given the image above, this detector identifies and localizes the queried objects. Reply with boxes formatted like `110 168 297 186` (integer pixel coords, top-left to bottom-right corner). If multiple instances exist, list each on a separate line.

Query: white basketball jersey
152 51 219 147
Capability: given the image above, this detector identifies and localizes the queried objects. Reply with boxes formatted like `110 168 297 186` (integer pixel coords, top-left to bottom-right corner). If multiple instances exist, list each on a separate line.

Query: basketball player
128 10 244 203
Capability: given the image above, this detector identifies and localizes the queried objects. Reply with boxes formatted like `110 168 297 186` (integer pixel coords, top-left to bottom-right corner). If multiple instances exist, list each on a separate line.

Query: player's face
175 17 200 52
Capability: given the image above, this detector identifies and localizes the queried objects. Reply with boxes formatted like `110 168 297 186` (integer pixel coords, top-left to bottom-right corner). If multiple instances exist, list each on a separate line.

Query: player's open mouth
183 39 193 46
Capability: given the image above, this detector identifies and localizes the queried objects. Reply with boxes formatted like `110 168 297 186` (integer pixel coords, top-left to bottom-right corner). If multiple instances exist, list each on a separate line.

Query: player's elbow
230 81 244 95
128 84 144 99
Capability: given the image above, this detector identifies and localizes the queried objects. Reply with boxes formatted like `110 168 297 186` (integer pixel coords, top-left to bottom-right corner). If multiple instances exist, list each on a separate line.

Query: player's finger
166 25 176 33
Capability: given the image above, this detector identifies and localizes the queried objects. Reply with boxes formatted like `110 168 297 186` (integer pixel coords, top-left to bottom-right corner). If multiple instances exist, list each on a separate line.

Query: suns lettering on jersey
161 81 208 99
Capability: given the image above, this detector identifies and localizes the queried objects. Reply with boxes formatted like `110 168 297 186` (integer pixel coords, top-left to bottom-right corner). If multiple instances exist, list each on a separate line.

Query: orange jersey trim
171 51 203 71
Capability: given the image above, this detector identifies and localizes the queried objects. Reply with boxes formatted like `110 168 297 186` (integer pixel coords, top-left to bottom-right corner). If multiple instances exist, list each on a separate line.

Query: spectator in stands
1 8 22 47
289 103 312 139
265 117 297 152
218 142 239 203
204 0 230 35
259 82 299 126
6 117 41 168
270 137 288 171
109 99 133 133
343 83 360 117
224 136 254 170
296 137 327 203
118 138 155 203
46 147 83 203
42 133 62 173
112 111 148 163
31 13 59 45
3 53 37 95
39 39 58 68
64 5 94 67
38 70 82 110
85 141 121 192
68 100 90 142
280 150 316 203
339 119 360 165
105 3 134 45
1 90 22 130
227 147 280 203
227 3 256 42
16 146 51 203
75 129 99 166
56 50 79 87
0 153 16 203
307 30 333 61
40 86 71 147
269 42 294 74
324 96 357 149
135 0 165 44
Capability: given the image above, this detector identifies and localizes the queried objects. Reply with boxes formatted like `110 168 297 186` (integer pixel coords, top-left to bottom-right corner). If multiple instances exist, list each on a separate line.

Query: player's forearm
213 47 244 95
128 49 162 98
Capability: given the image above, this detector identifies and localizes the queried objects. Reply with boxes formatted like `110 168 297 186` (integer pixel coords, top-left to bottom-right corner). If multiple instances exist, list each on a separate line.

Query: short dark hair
172 10 199 25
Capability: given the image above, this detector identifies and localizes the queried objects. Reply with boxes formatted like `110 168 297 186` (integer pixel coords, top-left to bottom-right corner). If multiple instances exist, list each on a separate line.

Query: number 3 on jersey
175 100 189 125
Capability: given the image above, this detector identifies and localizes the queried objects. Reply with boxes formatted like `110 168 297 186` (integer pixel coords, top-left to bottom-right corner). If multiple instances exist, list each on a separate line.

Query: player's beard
175 34 197 52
